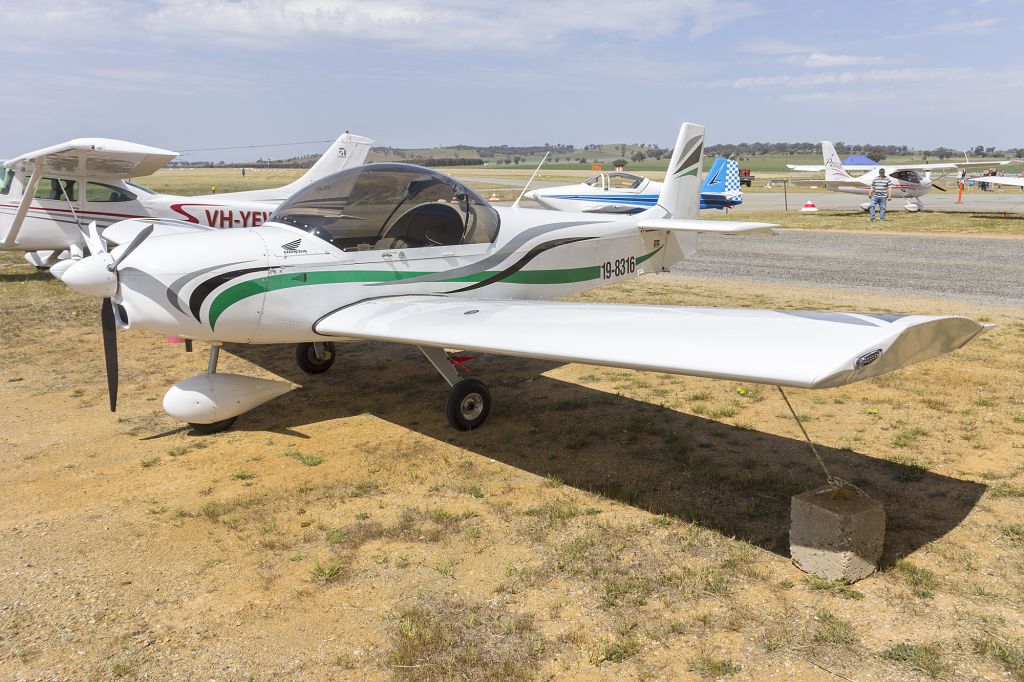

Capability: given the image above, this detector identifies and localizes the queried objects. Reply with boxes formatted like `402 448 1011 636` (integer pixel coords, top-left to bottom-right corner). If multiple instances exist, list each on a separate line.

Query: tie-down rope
776 385 850 491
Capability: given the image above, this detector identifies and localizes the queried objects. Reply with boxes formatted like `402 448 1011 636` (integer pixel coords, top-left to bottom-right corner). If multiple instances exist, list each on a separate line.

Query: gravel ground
679 229 1024 307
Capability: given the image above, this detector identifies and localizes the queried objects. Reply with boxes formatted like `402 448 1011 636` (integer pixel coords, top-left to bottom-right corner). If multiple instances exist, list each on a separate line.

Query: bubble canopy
269 163 500 251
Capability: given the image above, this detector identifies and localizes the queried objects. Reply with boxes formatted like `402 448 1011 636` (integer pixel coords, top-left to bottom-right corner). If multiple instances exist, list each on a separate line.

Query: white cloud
710 66 1007 89
743 39 815 55
797 52 884 67
136 0 760 49
905 17 997 38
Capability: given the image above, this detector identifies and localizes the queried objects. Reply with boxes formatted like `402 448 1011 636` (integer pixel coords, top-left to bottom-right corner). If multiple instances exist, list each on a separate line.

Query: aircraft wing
886 160 1010 172
314 296 987 389
788 164 879 172
972 175 1024 188
791 179 866 190
4 138 178 178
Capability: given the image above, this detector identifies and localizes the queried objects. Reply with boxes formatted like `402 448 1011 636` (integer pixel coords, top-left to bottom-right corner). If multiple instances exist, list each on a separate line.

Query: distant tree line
706 142 1024 162
416 158 485 168
186 140 1024 167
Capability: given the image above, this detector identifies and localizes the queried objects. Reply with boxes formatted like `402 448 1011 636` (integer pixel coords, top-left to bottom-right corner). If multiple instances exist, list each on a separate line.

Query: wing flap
4 138 177 178
314 297 987 389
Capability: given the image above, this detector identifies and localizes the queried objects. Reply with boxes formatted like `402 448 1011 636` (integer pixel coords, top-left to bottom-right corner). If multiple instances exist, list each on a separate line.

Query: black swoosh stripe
188 267 269 322
445 237 595 293
673 135 704 176
166 260 252 315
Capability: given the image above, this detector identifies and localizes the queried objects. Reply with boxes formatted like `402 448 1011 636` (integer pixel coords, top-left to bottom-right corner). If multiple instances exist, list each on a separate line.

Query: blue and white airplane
525 157 742 214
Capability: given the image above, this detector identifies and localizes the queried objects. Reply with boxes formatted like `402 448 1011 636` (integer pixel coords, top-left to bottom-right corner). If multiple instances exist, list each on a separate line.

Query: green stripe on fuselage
207 245 662 330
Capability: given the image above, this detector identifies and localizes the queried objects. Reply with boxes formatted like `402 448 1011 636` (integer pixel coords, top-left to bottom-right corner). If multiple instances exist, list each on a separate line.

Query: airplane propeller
61 220 154 412
101 298 119 411
931 184 947 192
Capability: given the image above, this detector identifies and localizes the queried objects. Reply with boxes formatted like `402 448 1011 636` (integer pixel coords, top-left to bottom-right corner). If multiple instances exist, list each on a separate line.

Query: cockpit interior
270 164 500 251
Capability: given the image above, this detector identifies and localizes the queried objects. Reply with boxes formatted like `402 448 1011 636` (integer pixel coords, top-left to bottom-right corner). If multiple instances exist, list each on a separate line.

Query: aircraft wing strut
314 296 988 389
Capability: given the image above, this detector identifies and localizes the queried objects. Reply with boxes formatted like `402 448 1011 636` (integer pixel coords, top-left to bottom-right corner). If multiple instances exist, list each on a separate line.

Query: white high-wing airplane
0 131 373 267
56 122 987 434
787 141 1006 211
969 174 1024 190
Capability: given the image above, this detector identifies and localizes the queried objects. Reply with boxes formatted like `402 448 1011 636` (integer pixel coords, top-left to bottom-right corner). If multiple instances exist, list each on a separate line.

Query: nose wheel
295 342 336 374
445 378 491 431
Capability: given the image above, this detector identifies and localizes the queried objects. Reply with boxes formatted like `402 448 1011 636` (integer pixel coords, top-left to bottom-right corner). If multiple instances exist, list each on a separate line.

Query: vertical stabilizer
286 131 374 190
647 122 704 219
701 158 728 192
822 141 852 181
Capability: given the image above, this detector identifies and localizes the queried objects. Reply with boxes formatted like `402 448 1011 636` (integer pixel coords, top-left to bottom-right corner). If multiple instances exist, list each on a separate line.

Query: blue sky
2 1 1022 161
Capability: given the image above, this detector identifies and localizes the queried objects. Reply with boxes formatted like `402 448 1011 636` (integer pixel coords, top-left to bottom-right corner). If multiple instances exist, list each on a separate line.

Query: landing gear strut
295 342 336 374
419 346 492 431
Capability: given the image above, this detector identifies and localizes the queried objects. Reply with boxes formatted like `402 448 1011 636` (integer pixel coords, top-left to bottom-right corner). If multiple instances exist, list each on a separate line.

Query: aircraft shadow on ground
220 342 984 565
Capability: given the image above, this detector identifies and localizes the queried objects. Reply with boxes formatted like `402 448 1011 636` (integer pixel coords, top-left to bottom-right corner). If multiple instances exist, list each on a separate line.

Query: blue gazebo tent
843 154 879 166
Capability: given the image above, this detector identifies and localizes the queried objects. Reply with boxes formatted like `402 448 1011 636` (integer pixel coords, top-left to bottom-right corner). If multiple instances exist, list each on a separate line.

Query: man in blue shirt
868 168 893 221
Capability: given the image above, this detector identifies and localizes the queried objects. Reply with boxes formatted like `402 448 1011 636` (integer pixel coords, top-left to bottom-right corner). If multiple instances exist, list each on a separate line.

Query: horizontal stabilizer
314 297 988 389
638 218 775 234
4 138 177 178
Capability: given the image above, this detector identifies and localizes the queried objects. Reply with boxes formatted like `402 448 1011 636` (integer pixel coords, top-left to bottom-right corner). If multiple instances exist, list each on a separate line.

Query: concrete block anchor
790 486 885 583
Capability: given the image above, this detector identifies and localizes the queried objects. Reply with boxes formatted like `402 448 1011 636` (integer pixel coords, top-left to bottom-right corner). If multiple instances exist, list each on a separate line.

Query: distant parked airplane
787 141 1005 211
525 157 742 214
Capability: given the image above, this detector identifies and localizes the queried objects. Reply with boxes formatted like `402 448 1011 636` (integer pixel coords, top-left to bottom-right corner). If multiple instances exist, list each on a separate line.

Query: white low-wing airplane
56 122 987 434
0 131 373 267
525 157 742 214
787 141 1006 211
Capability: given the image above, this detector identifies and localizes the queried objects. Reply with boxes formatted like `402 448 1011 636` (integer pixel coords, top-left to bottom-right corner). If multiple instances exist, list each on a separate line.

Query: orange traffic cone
489 193 499 201
800 199 818 212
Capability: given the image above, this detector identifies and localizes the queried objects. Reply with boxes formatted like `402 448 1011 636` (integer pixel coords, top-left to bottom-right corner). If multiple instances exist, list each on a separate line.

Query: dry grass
388 594 542 681
1 254 1023 679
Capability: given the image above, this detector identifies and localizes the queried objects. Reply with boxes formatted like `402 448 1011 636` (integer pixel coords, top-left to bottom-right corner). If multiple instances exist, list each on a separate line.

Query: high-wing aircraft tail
216 131 375 202
288 131 374 189
822 141 853 182
643 122 704 220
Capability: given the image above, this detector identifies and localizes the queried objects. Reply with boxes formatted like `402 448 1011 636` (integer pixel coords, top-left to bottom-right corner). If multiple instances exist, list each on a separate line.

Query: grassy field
1 252 1023 679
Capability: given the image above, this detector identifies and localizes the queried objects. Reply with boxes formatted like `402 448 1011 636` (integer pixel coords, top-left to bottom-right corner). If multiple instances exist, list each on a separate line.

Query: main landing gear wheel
295 342 336 374
445 379 491 431
188 416 237 435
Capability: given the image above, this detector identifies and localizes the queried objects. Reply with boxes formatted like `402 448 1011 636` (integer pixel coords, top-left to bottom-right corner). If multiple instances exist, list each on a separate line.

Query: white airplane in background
525 157 743 214
968 174 1024 190
0 131 373 267
53 122 985 434
788 141 1006 211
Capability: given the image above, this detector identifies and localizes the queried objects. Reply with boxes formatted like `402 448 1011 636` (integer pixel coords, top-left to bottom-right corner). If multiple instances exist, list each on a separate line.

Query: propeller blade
932 184 947 192
108 224 154 272
101 298 119 412
84 220 106 256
